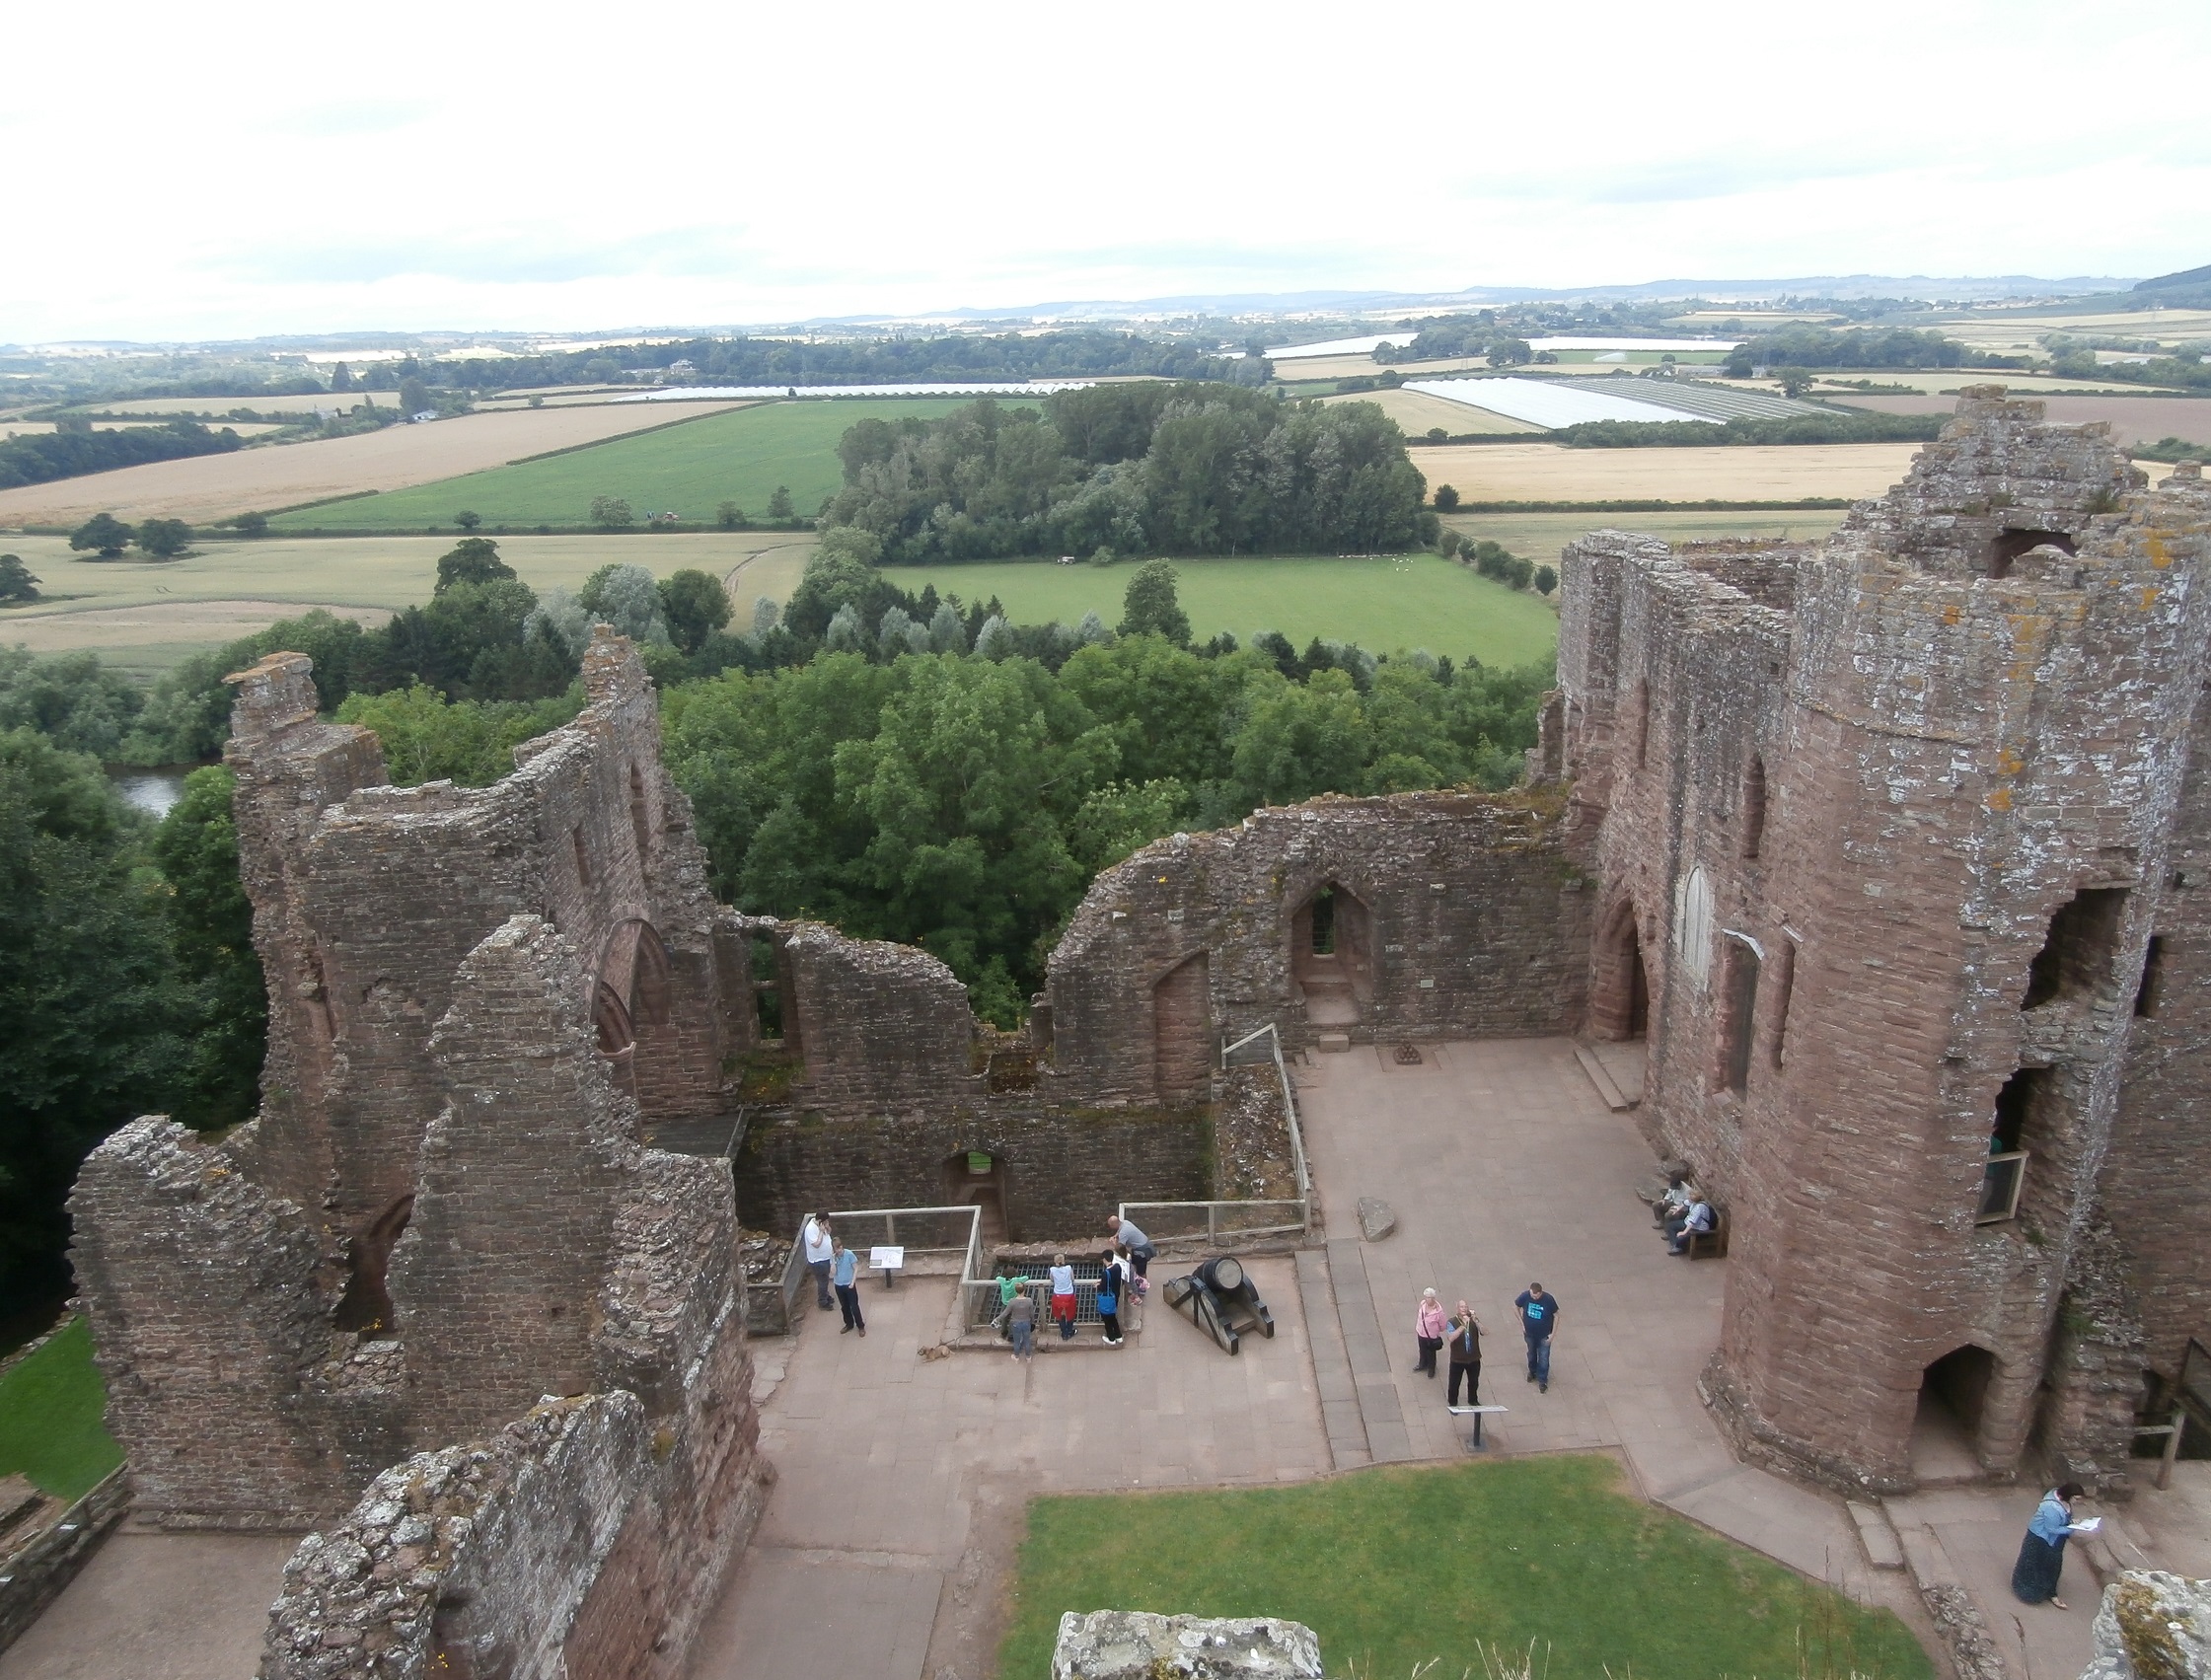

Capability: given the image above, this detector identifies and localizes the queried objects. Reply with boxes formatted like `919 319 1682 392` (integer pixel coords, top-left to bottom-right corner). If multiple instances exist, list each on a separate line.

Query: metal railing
1118 1020 1313 1247
783 1205 985 1323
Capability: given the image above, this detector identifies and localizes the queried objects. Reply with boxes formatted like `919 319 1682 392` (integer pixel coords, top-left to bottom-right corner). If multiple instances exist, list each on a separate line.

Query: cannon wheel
1196 1288 1241 1355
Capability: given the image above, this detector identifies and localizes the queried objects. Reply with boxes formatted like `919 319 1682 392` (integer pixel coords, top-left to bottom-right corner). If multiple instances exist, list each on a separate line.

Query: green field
268 398 979 533
0 1318 122 1501
1002 1456 1931 1680
887 552 1558 667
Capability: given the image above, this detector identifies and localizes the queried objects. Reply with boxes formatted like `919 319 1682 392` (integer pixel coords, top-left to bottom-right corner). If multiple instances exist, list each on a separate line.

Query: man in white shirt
802 1213 835 1310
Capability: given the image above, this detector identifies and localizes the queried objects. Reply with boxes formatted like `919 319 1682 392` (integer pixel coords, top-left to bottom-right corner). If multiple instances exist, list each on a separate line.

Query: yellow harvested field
77 393 403 416
1414 442 1923 504
1935 307 2211 356
0 530 812 674
1322 389 1541 436
0 402 753 528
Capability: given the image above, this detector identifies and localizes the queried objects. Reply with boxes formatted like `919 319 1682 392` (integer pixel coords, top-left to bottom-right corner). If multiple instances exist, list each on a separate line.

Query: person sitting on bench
1668 1197 1716 1255
1654 1174 1696 1231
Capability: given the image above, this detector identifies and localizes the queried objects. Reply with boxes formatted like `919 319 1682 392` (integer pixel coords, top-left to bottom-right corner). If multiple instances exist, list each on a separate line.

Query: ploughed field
0 401 754 528
268 397 976 533
1414 440 1923 504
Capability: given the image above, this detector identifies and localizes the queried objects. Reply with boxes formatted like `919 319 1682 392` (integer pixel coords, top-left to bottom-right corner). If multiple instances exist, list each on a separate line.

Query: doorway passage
1913 1345 1996 1483
942 1149 1008 1246
1592 903 1651 1041
1291 885 1372 1027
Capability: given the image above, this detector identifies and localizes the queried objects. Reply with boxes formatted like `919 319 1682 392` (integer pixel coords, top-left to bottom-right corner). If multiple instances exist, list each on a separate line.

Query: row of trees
0 420 242 493
1721 327 2030 375
819 386 1437 563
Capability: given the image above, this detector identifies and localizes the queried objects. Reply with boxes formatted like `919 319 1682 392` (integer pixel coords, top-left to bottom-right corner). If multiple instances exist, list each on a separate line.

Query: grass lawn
270 397 978 533
1001 1456 1931 1680
0 1318 123 1501
887 553 1557 668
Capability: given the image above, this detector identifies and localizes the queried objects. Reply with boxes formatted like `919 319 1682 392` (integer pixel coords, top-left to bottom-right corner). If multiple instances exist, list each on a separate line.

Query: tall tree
1116 559 1193 645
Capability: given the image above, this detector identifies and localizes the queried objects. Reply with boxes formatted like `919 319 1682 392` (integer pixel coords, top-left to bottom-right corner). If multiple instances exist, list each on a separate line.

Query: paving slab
0 1532 295 1680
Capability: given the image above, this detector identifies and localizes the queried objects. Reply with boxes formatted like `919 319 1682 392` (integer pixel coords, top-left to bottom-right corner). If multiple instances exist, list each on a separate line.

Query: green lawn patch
886 553 1557 668
270 398 976 532
1001 1456 1931 1680
0 1318 123 1501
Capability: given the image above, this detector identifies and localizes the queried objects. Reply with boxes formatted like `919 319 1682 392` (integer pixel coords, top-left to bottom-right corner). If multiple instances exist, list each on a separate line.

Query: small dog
918 1343 952 1362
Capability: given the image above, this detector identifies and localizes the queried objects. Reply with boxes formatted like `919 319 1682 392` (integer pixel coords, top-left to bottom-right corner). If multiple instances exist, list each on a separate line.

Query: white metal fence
1117 1020 1312 1247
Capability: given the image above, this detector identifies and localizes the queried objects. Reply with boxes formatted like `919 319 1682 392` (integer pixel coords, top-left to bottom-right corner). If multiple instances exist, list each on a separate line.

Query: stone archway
1152 954 1213 1107
1290 883 1372 1027
1590 900 1650 1041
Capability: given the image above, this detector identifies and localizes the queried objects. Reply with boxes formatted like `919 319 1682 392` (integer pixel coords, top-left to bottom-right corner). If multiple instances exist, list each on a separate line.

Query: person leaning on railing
1107 1214 1155 1297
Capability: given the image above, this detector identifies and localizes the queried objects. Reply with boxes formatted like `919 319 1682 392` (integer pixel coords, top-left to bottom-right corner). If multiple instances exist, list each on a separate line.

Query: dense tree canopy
0 420 242 492
821 387 1436 563
663 636 1548 1020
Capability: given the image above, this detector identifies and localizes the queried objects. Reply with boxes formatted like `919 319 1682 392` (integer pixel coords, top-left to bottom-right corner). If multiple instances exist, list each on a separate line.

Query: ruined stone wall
778 922 984 1119
223 630 729 1251
392 919 638 1449
733 1107 1213 1242
2103 665 2211 1388
1047 793 1589 1103
1562 398 2211 1493
68 1119 358 1528
262 1378 767 1680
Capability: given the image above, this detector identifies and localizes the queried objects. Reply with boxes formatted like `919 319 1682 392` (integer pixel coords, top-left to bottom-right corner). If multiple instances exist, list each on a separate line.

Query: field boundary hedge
494 402 765 468
1455 497 1854 512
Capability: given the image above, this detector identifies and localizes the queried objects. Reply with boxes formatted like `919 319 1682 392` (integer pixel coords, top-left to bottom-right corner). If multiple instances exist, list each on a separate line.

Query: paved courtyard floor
12 1038 2202 1679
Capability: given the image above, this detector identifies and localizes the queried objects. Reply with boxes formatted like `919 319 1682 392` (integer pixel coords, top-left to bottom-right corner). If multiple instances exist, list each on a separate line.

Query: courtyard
4 1037 2194 1678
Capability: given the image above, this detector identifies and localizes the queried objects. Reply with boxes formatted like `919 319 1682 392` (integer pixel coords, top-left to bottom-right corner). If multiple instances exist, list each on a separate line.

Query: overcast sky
5 0 2204 343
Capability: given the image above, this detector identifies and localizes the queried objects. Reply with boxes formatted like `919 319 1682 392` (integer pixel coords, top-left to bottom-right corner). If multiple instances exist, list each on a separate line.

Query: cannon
1161 1255 1275 1354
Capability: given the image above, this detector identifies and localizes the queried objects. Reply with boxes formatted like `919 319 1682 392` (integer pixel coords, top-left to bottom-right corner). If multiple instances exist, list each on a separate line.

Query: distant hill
2133 263 2211 305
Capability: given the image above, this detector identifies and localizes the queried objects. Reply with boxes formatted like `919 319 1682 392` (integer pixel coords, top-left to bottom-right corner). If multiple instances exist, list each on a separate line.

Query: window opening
2135 935 2167 1019
1309 889 1336 955
333 1195 414 1334
2023 888 2128 1008
1740 758 1767 860
1987 528 2076 579
628 764 651 857
1634 680 1652 768
1673 867 1714 988
1770 936 1797 1069
1979 1068 2041 1223
571 825 592 887
1716 936 1759 1095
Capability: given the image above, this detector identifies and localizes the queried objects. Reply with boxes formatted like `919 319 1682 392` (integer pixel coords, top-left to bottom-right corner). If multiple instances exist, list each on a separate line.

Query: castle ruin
60 392 2211 1672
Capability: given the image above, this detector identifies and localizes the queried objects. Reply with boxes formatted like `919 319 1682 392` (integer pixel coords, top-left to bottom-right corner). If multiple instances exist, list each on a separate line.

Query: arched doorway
1913 1345 1997 1483
1290 883 1372 1027
1591 901 1650 1041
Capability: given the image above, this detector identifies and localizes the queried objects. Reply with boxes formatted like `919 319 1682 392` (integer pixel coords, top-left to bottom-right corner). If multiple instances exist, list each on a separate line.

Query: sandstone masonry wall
1562 396 2211 1494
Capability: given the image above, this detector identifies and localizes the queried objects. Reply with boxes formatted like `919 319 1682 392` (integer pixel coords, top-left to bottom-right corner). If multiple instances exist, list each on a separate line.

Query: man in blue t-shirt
1514 1281 1561 1392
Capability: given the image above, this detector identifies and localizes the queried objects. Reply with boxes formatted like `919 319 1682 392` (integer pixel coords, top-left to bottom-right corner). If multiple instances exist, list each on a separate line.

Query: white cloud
1 0 2204 339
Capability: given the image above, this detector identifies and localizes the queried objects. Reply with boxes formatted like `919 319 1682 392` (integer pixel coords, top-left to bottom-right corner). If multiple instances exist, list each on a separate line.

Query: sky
3 0 2205 343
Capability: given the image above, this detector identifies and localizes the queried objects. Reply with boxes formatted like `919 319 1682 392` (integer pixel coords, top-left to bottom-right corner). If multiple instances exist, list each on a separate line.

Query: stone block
1051 1610 1323 1679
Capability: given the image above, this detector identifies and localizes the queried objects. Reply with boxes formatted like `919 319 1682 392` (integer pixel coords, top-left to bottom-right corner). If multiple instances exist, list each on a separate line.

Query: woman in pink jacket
1414 1287 1447 1377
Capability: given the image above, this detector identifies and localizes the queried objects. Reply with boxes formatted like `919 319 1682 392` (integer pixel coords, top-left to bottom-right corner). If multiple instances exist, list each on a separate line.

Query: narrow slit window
628 764 651 857
1716 936 1760 1095
1634 680 1652 769
1741 757 1767 860
2135 935 2166 1019
572 825 592 886
1770 936 1797 1069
